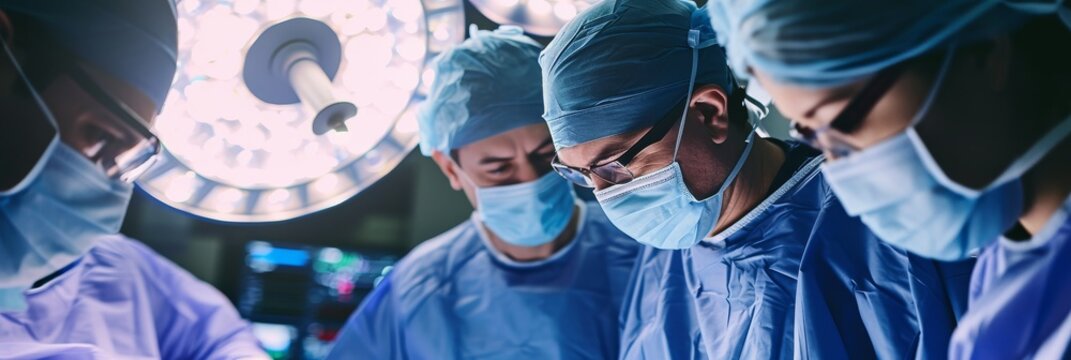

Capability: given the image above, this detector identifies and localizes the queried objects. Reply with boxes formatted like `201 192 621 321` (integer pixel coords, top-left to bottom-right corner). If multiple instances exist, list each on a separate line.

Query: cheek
753 73 824 127
459 181 479 208
676 135 722 199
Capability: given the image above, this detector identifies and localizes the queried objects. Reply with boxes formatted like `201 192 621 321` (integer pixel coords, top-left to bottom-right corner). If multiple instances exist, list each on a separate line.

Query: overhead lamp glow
468 0 596 36
139 0 466 222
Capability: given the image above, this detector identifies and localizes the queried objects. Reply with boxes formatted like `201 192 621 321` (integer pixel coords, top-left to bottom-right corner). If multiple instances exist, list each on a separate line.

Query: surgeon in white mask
0 2 266 359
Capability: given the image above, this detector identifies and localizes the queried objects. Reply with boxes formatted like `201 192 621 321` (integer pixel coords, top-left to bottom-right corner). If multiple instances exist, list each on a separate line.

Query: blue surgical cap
418 25 546 156
708 0 1071 87
0 0 178 111
540 0 734 149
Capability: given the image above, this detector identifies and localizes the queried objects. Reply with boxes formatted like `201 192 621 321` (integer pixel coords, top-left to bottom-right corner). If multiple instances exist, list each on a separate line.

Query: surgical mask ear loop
672 29 759 198
672 31 760 162
909 45 1071 188
0 35 62 197
671 30 702 162
450 158 483 199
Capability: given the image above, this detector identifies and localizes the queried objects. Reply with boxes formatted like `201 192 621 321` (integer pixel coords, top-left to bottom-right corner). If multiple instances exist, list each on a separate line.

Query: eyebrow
476 137 556 165
802 84 860 120
529 137 555 154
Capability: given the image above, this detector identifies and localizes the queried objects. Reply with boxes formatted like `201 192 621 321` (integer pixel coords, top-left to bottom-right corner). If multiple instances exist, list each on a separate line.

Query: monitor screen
239 241 397 359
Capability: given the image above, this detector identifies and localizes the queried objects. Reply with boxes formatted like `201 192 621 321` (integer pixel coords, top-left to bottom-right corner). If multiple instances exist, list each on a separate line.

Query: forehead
753 69 865 125
457 122 551 156
556 128 645 167
79 61 158 124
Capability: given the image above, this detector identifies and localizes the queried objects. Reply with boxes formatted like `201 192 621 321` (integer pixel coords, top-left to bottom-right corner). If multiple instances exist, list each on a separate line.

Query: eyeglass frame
2 30 163 183
551 103 684 188
788 62 909 159
552 87 755 188
64 63 162 182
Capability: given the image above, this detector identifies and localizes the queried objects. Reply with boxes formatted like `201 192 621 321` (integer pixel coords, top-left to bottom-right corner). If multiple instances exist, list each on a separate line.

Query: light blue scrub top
620 141 973 359
0 235 266 359
327 202 639 360
951 194 1071 359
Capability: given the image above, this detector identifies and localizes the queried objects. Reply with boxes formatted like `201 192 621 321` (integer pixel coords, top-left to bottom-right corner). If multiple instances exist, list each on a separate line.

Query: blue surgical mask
822 47 1071 261
468 172 577 247
591 28 755 250
1 139 134 311
594 129 754 250
0 40 134 311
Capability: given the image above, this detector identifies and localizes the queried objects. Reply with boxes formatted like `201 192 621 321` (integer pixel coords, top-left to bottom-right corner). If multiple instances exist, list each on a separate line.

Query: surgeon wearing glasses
327 26 638 360
540 0 971 358
710 1 1071 358
0 2 266 359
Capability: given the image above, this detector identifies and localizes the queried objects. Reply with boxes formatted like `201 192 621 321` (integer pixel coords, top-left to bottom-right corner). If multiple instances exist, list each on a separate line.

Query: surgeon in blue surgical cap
0 1 266 358
326 26 639 360
540 0 972 357
709 0 1071 358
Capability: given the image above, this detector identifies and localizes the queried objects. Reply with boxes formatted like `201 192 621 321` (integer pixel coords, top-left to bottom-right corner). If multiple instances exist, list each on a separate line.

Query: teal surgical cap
708 0 1071 87
0 0 178 111
540 0 734 149
418 25 546 156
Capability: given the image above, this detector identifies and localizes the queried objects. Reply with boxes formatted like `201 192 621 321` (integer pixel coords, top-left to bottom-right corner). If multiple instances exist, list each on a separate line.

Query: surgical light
468 0 596 36
138 0 465 222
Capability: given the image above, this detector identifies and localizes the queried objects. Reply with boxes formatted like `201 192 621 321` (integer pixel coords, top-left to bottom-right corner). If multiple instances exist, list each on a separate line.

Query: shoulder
388 219 484 303
575 201 641 263
777 141 836 209
80 235 211 300
80 235 169 273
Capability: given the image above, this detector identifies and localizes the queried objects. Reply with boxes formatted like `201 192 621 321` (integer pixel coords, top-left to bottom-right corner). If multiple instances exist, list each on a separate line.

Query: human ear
689 84 731 145
431 151 463 191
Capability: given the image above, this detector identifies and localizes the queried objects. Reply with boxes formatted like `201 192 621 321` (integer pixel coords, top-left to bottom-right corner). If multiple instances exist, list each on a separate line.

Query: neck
485 204 580 262
711 138 785 234
1019 124 1071 236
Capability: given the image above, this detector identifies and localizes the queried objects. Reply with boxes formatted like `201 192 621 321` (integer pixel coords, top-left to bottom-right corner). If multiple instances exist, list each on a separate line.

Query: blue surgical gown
327 202 640 360
0 235 266 359
950 194 1071 359
620 141 972 359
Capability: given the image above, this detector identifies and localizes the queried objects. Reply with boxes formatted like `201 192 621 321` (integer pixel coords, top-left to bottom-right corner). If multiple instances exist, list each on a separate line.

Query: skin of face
0 10 158 189
756 33 1071 234
555 84 747 200
430 122 575 261
754 36 1048 190
431 122 557 206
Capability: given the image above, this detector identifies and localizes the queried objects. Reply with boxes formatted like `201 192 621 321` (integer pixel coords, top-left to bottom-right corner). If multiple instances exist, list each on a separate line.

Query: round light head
468 0 597 36
243 17 342 105
138 0 466 222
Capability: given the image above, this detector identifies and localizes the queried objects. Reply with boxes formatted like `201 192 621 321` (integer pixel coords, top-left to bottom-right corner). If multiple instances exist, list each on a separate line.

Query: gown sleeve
326 275 405 360
124 239 269 360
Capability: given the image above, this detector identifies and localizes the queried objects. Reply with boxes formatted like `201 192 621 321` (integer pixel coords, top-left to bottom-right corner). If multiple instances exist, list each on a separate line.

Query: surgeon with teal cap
327 25 638 359
709 0 1071 358
541 0 971 357
0 1 266 358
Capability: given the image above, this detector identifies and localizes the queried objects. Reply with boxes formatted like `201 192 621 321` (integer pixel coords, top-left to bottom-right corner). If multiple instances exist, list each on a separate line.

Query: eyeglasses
552 105 684 188
66 65 161 183
789 63 908 159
